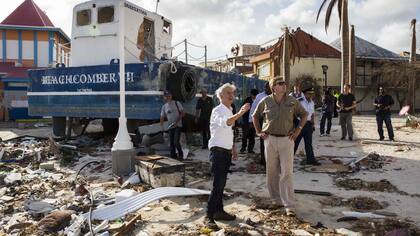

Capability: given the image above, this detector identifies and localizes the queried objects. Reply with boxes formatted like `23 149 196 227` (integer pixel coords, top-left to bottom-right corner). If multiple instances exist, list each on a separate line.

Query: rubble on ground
351 218 420 235
320 196 384 211
334 178 399 192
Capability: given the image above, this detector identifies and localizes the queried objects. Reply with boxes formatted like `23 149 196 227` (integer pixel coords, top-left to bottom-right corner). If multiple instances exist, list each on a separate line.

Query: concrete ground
1 113 419 235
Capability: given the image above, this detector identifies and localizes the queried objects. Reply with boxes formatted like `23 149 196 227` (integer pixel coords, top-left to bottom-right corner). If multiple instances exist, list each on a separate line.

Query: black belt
210 146 232 153
269 133 287 137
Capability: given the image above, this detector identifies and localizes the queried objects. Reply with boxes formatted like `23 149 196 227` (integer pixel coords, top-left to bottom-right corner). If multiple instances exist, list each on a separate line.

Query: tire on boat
166 66 198 102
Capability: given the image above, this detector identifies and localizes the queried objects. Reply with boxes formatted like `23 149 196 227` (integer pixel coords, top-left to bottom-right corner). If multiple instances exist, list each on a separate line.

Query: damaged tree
408 18 417 114
271 26 301 87
317 0 350 92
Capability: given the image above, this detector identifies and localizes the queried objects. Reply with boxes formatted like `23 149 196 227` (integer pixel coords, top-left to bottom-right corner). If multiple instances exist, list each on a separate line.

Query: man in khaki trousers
252 76 308 216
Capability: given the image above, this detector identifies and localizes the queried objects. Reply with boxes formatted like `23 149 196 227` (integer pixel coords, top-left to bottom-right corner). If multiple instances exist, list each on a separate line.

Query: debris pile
320 196 384 211
348 152 393 171
335 178 399 192
351 218 420 235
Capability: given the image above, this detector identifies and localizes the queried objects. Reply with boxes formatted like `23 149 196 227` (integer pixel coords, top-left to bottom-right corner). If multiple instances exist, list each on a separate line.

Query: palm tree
349 25 356 93
408 18 417 114
317 0 349 92
271 27 301 87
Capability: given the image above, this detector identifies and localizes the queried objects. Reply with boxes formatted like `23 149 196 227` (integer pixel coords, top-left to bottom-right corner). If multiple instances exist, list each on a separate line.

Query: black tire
53 117 66 137
102 118 119 134
167 66 198 102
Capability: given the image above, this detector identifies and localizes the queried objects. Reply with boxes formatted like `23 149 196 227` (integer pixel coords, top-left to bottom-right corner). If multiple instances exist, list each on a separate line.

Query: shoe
326 133 331 137
319 134 325 137
341 137 345 140
349 137 353 141
379 137 384 141
390 138 395 141
203 216 219 230
285 208 296 217
239 148 246 153
213 211 236 221
248 150 255 154
270 201 284 209
202 146 208 149
307 160 321 166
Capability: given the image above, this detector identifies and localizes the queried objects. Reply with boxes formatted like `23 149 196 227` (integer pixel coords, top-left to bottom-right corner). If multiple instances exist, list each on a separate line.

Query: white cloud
1 0 419 62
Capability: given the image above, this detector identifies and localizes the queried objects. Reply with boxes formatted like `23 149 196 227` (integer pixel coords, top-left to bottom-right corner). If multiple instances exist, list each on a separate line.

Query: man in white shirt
248 82 271 165
294 85 320 165
205 83 250 230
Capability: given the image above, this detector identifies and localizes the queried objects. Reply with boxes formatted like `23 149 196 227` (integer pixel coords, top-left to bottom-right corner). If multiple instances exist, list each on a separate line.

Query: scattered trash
335 228 362 236
335 178 399 192
342 211 386 219
38 210 73 232
320 196 384 211
291 229 313 235
24 200 56 217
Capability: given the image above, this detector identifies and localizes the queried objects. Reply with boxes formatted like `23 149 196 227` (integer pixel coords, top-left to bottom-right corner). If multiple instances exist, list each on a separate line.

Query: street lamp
112 0 135 176
322 65 328 89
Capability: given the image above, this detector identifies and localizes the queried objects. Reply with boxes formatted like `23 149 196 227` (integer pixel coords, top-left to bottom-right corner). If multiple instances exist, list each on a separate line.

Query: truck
28 0 264 141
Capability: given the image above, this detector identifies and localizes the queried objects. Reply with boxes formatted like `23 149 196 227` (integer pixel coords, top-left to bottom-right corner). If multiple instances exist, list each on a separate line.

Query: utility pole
204 45 207 68
155 0 159 13
184 39 188 64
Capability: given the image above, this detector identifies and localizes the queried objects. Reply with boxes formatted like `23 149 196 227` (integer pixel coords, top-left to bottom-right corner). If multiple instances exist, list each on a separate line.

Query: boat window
98 6 114 24
163 20 171 34
76 9 91 26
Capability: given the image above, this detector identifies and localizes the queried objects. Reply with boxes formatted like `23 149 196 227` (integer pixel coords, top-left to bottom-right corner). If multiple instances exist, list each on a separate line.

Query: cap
302 86 315 93
163 90 172 96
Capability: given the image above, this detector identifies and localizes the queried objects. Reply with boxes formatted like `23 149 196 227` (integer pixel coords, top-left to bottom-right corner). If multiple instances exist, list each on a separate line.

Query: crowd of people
159 77 396 229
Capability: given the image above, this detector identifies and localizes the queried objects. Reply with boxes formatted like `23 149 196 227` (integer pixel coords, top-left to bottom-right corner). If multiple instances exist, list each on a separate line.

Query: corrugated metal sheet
330 36 404 60
84 187 210 220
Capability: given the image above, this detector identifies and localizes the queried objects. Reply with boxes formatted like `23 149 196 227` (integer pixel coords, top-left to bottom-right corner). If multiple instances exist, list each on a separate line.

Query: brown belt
210 146 232 153
269 133 287 137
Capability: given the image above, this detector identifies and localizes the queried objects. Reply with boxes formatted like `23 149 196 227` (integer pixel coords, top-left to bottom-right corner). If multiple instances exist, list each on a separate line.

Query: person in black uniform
374 86 395 141
195 88 215 149
320 88 335 136
240 89 259 153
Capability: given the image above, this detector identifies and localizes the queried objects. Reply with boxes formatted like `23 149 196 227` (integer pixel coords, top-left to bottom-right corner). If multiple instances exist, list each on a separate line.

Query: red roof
1 0 54 27
250 28 340 63
0 62 34 78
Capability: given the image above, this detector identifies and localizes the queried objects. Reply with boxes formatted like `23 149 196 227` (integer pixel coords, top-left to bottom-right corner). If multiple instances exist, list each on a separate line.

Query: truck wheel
102 118 119 134
167 66 198 102
53 117 66 137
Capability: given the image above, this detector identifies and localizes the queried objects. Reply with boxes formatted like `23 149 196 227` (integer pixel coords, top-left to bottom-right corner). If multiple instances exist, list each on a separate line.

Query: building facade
0 0 70 120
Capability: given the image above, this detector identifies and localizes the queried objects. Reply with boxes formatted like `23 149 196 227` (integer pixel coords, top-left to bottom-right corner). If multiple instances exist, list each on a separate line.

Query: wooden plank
113 213 142 236
135 155 164 162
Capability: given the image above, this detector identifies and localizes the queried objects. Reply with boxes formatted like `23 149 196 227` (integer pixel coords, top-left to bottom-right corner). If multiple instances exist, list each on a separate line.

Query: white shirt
208 104 234 150
298 96 315 120
249 92 268 122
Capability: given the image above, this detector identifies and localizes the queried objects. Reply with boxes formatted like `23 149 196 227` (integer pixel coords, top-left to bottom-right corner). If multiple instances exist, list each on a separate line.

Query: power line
187 41 205 48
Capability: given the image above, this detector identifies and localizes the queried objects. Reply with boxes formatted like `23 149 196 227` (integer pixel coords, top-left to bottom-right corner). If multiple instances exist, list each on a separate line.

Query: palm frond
325 0 338 33
337 0 342 33
316 0 329 23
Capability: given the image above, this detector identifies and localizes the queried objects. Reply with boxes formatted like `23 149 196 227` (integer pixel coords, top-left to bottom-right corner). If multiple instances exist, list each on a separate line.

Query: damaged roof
250 27 341 63
330 36 404 60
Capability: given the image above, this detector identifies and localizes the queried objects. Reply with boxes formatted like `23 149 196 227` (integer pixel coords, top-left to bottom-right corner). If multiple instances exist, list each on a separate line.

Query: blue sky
1 0 419 64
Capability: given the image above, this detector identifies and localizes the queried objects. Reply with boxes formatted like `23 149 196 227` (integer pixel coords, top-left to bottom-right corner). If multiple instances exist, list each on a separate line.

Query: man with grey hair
253 76 308 217
205 83 250 229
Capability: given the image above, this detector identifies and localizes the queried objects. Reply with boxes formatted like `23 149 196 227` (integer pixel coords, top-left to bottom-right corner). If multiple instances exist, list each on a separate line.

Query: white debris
291 229 313 236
